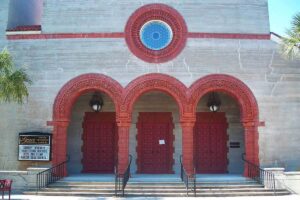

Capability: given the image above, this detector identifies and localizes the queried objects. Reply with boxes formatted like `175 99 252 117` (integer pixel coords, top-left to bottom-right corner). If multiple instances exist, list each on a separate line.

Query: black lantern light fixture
207 92 221 112
89 93 104 112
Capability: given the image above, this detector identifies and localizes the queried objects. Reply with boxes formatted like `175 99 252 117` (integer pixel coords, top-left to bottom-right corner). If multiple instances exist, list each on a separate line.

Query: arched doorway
133 92 176 174
50 74 123 175
122 74 188 174
67 92 117 174
188 74 259 175
194 92 244 174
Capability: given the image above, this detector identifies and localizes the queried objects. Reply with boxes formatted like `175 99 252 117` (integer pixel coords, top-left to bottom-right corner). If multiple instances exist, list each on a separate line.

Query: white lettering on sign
18 145 50 161
159 140 165 145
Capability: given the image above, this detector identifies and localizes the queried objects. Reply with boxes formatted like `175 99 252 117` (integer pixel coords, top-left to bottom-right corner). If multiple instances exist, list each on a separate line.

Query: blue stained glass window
140 20 173 51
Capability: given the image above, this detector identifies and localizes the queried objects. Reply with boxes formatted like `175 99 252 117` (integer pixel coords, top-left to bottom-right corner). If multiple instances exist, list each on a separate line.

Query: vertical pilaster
51 120 69 176
243 121 259 177
117 119 131 174
181 117 196 176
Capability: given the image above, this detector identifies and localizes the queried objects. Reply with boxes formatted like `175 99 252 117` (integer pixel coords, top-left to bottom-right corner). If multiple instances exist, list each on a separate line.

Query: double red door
82 112 116 173
137 112 174 174
194 112 228 173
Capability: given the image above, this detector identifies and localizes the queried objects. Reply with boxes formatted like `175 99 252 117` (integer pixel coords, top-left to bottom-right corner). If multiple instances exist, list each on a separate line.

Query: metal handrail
180 155 196 197
36 156 69 193
242 153 276 195
115 155 132 197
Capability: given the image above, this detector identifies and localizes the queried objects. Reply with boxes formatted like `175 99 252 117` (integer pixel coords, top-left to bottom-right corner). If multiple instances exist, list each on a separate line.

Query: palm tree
0 48 32 103
281 13 300 59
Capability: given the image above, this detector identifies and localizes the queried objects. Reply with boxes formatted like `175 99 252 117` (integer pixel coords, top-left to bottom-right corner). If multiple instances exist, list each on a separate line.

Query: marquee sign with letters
18 132 52 161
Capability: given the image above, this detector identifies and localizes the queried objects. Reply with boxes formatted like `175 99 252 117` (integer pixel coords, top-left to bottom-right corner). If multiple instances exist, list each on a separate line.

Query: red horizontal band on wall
188 32 270 40
6 32 125 40
6 32 270 40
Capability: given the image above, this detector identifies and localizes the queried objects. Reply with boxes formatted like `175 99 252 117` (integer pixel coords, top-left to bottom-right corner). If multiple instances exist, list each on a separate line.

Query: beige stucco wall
0 0 300 174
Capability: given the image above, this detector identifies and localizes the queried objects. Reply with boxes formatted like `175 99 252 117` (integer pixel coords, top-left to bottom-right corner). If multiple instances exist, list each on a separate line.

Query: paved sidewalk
4 195 300 200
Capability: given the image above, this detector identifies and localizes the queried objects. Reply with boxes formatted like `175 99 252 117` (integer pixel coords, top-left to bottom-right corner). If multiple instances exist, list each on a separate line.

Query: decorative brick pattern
125 4 188 63
49 73 259 175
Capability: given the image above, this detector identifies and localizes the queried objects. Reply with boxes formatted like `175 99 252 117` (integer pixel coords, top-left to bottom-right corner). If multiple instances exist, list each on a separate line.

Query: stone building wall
0 0 300 173
41 0 270 34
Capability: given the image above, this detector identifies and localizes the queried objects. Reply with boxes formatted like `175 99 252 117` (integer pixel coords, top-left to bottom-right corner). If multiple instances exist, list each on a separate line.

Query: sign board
18 132 52 161
230 142 241 148
159 139 165 145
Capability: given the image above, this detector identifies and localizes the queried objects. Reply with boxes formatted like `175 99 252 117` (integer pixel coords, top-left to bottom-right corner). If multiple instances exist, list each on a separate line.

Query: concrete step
36 187 288 192
25 179 291 197
24 190 290 197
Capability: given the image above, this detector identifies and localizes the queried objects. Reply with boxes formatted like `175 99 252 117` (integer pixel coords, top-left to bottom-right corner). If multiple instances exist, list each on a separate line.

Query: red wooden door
194 112 228 173
137 112 174 174
82 112 116 173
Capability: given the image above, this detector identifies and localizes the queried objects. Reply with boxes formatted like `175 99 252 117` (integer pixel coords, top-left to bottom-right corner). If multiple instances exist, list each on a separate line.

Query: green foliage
281 13 300 59
0 48 32 104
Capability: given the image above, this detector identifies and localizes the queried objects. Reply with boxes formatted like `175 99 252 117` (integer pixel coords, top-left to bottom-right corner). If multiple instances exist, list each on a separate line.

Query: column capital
180 121 196 127
180 115 196 127
117 121 131 127
242 120 258 128
117 112 131 127
47 120 70 127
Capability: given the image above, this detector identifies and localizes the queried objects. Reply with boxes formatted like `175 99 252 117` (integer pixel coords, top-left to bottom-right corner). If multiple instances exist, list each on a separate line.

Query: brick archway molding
50 73 259 176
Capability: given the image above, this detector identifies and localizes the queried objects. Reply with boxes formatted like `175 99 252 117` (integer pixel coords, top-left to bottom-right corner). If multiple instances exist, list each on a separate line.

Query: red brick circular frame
125 4 188 63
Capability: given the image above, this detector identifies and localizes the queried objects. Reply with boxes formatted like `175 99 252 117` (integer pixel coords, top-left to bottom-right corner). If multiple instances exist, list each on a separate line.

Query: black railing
36 157 69 193
115 155 132 197
180 155 196 197
242 153 276 195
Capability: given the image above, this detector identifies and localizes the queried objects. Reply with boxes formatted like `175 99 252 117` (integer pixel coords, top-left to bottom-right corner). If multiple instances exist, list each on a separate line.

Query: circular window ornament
125 4 188 63
140 20 173 51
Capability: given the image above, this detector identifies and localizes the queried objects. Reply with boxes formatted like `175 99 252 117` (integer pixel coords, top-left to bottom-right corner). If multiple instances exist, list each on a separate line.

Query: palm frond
0 48 32 104
281 12 300 59
291 13 300 33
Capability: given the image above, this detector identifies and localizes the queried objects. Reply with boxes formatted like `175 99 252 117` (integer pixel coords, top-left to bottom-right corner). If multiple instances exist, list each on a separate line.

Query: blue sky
269 0 300 36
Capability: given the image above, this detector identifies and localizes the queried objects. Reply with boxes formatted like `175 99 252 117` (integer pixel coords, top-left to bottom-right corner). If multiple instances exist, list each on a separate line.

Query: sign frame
18 132 52 161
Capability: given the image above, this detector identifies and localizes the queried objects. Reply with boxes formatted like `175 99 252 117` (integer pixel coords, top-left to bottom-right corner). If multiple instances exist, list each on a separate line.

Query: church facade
0 0 300 192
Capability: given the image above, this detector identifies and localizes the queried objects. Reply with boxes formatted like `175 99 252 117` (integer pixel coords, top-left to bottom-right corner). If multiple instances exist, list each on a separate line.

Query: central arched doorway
134 93 176 174
123 74 188 174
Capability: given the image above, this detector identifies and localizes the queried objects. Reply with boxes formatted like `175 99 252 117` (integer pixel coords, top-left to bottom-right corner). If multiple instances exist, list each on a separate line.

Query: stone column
51 120 69 177
181 117 196 176
243 121 259 177
117 119 131 174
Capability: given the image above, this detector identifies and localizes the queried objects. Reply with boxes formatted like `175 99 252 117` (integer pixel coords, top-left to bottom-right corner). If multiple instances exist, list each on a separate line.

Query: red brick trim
51 74 123 168
6 32 125 40
123 73 188 119
50 73 259 176
6 32 270 40
188 74 260 171
188 32 270 40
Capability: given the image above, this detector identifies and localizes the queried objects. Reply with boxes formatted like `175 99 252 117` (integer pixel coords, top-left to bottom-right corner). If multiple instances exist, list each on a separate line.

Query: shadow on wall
7 0 43 29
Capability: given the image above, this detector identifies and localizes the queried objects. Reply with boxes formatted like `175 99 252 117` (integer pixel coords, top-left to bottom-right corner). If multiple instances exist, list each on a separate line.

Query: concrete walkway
5 195 300 200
